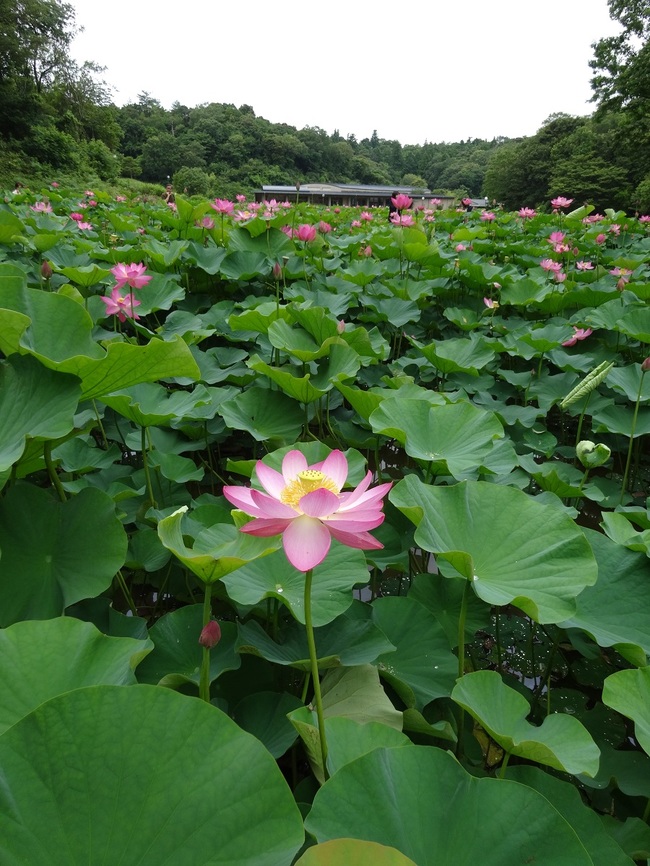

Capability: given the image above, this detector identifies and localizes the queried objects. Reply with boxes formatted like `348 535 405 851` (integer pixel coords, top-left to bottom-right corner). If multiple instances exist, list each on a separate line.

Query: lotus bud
199 620 221 649
641 358 650 373
576 440 611 469
272 261 282 280
41 260 53 280
336 319 345 334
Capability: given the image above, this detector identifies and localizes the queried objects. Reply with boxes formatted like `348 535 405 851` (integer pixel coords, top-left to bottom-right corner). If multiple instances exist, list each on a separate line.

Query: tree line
1 0 648 211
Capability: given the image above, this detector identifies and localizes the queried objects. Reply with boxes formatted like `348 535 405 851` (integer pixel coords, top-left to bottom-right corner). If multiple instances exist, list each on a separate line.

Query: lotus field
2 185 650 865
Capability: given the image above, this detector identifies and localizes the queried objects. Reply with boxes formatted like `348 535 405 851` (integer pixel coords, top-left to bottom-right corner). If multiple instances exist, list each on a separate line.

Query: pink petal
339 479 392 511
328 527 384 550
299 488 340 518
282 515 331 571
282 450 308 483
318 450 348 489
240 517 293 537
222 485 267 517
250 488 296 518
338 471 373 507
326 512 386 531
255 461 286 499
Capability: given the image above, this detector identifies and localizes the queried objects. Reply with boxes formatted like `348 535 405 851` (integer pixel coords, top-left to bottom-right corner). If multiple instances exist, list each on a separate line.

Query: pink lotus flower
111 262 152 290
88 200 97 208
350 219 362 228
211 198 234 215
116 195 127 202
281 201 292 209
360 245 372 257
555 271 567 283
77 221 93 230
609 224 621 235
480 211 496 222
30 201 52 213
223 450 391 572
483 297 499 309
639 215 650 223
518 207 536 218
549 231 566 244
390 213 415 227
197 216 215 229
551 196 573 209
562 327 592 347
100 287 141 322
391 193 413 210
295 224 317 242
235 210 254 222
199 620 221 648
249 202 262 212
455 243 467 252
539 258 563 273
595 233 607 244
336 320 346 334
69 212 84 221
430 198 442 206
50 181 59 188
583 214 604 223
84 190 94 197
576 261 594 270
318 220 332 234
236 194 247 203
359 211 373 222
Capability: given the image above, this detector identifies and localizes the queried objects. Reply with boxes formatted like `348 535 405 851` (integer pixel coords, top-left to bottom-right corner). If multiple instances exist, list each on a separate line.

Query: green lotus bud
576 440 611 469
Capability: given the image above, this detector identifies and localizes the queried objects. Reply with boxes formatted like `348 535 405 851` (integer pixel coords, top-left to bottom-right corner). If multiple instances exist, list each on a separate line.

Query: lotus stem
304 568 328 780
499 751 511 779
620 368 646 504
199 583 212 703
44 441 66 502
141 426 157 509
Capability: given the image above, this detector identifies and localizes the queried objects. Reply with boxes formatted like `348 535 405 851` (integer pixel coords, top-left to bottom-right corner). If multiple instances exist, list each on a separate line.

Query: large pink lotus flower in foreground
223 450 391 572
391 193 413 210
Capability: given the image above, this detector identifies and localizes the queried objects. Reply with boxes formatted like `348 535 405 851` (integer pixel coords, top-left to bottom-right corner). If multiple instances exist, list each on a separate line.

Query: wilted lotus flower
223 450 391 572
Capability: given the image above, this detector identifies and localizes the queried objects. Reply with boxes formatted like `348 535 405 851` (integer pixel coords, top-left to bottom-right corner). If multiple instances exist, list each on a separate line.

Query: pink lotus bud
642 358 650 373
272 262 282 280
41 260 53 280
199 620 221 649
336 319 346 333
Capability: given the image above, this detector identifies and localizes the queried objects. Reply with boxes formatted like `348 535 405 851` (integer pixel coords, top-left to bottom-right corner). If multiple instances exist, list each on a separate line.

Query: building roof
260 183 433 196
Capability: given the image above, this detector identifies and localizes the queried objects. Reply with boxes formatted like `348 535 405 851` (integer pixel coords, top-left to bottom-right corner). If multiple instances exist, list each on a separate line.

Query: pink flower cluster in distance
223 449 391 572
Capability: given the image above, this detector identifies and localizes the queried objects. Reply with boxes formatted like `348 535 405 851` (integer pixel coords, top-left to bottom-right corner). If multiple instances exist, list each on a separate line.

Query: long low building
254 183 455 209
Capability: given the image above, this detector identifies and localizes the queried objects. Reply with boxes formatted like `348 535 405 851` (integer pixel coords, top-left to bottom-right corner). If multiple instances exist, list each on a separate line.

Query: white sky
68 0 621 146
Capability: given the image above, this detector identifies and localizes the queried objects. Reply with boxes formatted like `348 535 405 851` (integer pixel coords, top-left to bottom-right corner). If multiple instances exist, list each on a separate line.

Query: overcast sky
67 0 621 145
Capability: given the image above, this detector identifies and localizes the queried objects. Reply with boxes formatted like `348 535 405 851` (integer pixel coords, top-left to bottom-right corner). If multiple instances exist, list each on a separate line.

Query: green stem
116 569 137 617
455 578 470 759
141 426 157 509
199 582 213 703
620 369 646 504
44 441 67 502
304 568 328 780
499 751 511 779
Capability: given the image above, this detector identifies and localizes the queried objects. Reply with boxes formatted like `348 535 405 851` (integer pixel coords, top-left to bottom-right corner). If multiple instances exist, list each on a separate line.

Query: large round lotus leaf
0 685 304 866
0 617 150 735
295 839 417 866
305 745 593 865
452 670 600 776
0 483 127 627
390 477 598 623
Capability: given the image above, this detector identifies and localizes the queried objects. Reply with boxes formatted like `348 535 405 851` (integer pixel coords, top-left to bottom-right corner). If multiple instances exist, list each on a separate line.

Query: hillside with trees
1 0 649 211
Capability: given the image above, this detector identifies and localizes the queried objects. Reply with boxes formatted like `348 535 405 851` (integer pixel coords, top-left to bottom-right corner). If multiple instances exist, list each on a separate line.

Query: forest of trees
1 0 649 211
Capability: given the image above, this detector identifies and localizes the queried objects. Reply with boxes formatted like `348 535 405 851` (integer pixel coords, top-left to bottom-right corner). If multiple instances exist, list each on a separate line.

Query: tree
590 0 650 113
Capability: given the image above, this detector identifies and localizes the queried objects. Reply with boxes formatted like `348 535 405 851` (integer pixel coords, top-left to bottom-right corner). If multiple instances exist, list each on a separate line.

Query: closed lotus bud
41 260 53 280
336 319 345 334
641 358 650 373
272 261 282 280
199 620 221 649
576 440 611 469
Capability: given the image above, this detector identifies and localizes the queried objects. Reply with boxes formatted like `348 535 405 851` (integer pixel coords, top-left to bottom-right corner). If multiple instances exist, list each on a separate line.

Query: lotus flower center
280 469 340 510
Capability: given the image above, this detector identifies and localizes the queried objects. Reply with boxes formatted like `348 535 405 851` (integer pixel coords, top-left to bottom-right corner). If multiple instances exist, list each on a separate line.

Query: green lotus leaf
305 745 594 865
0 617 151 735
0 685 304 866
372 596 458 709
218 386 304 442
602 667 650 757
0 484 127 627
295 839 417 866
0 354 81 471
157 505 280 584
452 670 600 775
135 605 240 687
407 333 495 375
370 399 503 479
390 477 598 623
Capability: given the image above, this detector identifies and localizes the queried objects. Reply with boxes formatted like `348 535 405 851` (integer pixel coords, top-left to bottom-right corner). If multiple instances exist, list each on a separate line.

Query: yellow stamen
280 469 339 510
